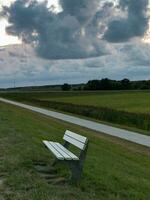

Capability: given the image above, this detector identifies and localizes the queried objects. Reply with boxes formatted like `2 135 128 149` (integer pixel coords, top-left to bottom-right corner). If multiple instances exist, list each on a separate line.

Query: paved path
0 98 150 147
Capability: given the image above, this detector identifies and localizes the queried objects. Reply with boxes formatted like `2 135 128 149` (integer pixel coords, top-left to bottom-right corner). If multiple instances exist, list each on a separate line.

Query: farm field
0 91 150 134
0 101 150 200
38 91 150 114
1 91 150 114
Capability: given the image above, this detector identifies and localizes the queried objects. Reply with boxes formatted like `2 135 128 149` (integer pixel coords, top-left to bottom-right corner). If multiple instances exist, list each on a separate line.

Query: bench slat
63 134 86 150
43 141 64 160
55 143 79 160
65 130 87 144
49 142 73 160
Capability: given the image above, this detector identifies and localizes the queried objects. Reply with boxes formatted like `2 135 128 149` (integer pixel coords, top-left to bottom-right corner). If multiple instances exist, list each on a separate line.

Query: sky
0 0 60 46
0 0 20 46
0 0 150 88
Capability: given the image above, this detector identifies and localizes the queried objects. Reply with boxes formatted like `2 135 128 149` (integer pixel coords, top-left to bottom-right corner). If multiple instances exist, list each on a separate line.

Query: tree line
61 78 150 91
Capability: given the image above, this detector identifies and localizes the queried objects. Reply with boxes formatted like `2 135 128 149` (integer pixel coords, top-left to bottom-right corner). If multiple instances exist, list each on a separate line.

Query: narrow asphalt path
0 98 150 147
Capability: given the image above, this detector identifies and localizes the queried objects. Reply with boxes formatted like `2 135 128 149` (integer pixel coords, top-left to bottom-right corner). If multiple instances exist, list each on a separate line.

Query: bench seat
43 140 79 161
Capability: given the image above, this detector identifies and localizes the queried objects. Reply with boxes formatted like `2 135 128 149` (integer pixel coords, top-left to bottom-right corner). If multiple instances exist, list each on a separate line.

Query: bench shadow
33 160 66 186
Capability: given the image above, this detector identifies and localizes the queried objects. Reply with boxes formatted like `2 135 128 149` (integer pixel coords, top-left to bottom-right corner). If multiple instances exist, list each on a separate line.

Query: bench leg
69 162 83 183
52 159 59 167
52 160 83 184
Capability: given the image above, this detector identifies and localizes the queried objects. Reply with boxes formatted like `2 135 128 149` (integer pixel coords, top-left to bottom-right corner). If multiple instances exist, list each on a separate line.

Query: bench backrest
63 130 88 150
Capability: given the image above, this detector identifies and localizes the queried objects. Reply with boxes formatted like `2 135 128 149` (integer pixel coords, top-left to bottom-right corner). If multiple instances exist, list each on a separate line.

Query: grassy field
0 101 150 200
0 91 150 133
41 91 150 114
1 90 149 113
1 91 150 114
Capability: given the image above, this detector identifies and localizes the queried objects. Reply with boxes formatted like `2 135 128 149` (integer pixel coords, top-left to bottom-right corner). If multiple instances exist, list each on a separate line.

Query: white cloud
0 1 150 87
0 41 150 88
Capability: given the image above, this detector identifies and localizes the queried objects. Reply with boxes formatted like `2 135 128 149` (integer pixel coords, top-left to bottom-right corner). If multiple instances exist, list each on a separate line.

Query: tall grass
1 91 150 132
28 99 150 132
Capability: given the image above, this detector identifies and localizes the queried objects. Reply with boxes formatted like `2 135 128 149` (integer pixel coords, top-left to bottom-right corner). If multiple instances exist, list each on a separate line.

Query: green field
0 91 150 133
0 102 150 200
41 91 150 114
1 91 150 114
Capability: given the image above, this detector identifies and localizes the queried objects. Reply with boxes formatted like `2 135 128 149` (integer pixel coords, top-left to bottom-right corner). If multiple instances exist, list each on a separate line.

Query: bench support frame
52 140 89 183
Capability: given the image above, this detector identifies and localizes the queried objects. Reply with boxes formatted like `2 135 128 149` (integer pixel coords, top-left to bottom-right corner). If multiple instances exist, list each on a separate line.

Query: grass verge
0 102 150 200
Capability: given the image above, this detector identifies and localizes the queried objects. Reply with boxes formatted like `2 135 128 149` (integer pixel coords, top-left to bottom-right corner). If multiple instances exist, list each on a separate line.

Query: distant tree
61 83 71 91
85 80 100 90
77 86 82 91
84 78 150 91
100 78 112 90
121 78 131 89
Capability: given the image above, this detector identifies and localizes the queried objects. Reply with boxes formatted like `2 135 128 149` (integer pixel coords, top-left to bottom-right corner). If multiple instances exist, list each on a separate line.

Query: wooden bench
43 130 89 182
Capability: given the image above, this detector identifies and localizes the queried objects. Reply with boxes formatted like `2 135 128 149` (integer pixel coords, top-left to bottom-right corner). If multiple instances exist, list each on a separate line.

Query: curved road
0 98 150 147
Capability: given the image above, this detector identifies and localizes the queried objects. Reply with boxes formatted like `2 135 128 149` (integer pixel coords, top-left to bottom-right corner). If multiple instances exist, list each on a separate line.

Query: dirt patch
0 179 4 186
0 176 5 188
33 161 66 186
47 177 66 185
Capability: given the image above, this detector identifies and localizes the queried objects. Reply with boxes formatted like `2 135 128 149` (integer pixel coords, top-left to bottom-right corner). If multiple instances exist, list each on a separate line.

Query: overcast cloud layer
0 0 150 87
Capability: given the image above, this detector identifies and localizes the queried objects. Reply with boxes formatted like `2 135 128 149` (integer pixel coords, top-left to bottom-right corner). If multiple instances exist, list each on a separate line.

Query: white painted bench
43 130 89 182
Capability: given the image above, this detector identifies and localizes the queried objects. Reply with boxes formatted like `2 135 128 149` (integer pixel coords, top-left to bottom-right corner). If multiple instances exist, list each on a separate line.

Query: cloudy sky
0 0 150 88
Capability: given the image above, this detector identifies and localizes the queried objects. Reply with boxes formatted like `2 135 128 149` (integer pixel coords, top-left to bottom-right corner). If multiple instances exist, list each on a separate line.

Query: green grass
1 91 150 114
0 102 150 200
43 91 150 114
0 91 150 133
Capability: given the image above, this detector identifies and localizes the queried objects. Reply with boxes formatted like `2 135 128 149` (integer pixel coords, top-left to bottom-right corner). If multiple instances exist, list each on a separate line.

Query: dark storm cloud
2 0 110 59
1 0 150 59
2 1 54 43
104 0 149 42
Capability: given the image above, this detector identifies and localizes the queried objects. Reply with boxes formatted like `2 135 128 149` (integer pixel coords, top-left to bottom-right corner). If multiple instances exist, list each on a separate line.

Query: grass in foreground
0 102 150 200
